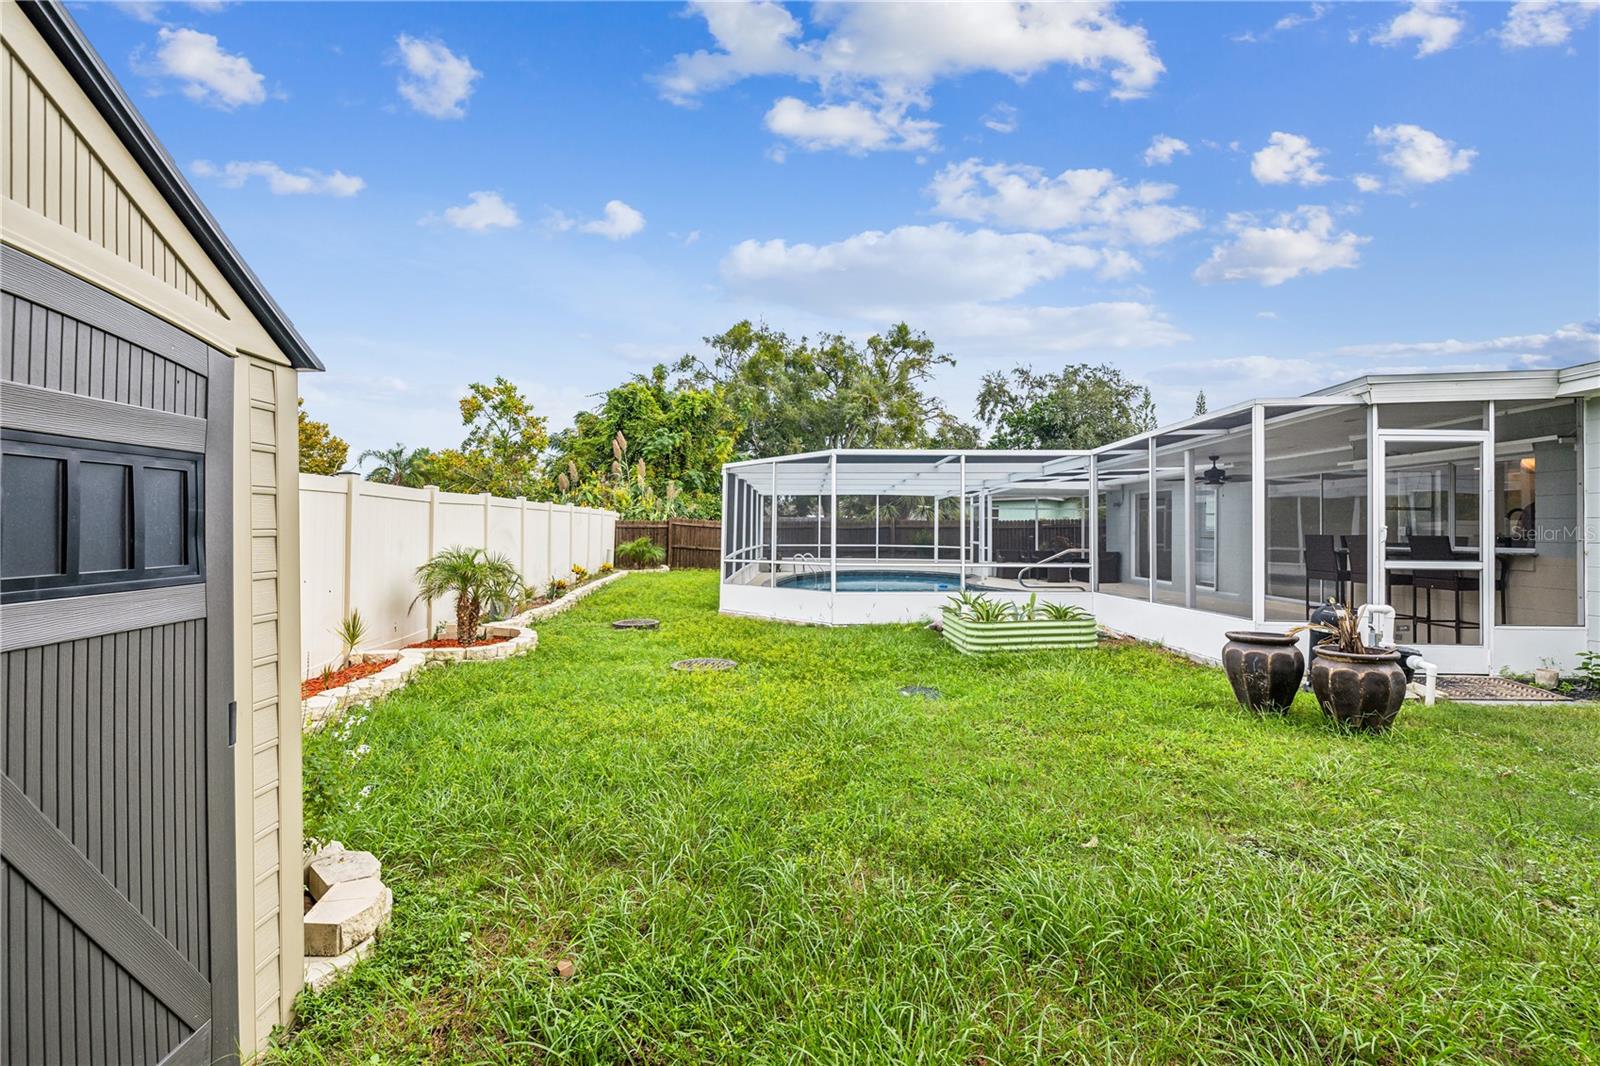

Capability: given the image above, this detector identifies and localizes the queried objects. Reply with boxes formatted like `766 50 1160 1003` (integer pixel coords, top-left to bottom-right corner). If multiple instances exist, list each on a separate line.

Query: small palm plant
616 536 666 569
333 609 367 668
412 547 520 646
1040 601 1091 622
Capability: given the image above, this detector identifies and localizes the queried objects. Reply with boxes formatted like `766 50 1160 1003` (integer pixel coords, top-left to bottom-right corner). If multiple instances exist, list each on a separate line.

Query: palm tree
360 443 432 486
412 548 519 645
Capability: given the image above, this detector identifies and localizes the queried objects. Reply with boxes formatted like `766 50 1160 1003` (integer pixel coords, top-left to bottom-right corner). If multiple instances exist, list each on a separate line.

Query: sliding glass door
1373 430 1492 672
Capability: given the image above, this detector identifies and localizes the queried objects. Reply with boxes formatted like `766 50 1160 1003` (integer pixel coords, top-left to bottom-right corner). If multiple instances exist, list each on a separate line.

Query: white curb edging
300 568 648 732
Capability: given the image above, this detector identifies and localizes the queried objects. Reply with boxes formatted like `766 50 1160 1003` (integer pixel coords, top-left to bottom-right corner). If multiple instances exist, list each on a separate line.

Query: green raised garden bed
941 594 1097 655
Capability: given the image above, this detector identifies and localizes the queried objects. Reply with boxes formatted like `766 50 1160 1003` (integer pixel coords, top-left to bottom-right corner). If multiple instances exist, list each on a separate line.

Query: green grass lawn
273 570 1599 1065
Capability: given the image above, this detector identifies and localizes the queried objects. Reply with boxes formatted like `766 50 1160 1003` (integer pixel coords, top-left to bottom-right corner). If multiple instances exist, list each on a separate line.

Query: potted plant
941 593 1097 655
1220 629 1304 715
412 547 520 647
1297 603 1407 732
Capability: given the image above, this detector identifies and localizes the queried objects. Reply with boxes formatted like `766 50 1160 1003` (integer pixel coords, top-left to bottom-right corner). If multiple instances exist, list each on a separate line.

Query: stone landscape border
300 568 643 730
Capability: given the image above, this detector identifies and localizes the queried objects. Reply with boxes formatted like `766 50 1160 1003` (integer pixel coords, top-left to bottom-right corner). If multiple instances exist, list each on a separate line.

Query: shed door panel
1 247 236 1065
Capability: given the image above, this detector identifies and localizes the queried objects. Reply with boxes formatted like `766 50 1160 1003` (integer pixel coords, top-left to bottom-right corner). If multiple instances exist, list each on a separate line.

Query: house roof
20 0 324 371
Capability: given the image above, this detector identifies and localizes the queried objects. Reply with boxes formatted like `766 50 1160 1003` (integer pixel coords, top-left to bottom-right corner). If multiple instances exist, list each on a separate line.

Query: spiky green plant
967 596 1016 623
944 590 984 619
617 536 666 568
333 609 368 668
1040 601 1091 622
412 547 520 646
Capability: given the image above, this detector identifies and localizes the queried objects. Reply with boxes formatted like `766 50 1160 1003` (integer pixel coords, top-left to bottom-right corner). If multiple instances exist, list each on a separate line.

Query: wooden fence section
615 518 723 569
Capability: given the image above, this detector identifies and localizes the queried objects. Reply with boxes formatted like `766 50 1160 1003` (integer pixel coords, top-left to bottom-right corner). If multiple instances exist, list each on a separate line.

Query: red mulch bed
404 633 513 650
301 657 399 700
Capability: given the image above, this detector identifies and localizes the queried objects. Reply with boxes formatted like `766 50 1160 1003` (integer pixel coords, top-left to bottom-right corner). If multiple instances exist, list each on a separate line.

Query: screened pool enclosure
721 367 1597 675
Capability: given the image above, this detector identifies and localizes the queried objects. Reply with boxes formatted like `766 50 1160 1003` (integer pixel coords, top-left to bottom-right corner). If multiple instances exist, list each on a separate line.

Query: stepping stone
671 658 737 672
304 877 392 956
899 685 942 700
307 849 381 899
612 618 660 630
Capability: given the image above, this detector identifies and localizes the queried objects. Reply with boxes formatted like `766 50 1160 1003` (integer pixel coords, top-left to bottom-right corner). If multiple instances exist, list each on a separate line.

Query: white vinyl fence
300 474 617 676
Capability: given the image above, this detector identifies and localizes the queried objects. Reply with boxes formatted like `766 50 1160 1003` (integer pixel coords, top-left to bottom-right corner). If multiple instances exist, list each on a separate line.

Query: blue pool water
779 570 963 592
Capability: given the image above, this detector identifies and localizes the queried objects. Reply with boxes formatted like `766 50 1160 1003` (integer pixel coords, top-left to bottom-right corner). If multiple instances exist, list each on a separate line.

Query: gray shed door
1 247 237 1065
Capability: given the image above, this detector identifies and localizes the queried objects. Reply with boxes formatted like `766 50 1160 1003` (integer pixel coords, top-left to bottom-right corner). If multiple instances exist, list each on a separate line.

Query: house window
1 431 202 602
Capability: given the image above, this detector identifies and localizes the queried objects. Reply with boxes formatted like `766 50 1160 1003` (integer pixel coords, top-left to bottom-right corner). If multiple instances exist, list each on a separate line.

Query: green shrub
617 536 666 568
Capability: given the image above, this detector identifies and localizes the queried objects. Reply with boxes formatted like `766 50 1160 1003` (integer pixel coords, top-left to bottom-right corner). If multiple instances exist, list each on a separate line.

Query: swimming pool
778 569 965 592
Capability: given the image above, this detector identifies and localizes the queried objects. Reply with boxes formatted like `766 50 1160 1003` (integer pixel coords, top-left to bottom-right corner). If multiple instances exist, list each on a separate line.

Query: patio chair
1343 534 1414 630
1406 535 1503 641
1302 534 1347 611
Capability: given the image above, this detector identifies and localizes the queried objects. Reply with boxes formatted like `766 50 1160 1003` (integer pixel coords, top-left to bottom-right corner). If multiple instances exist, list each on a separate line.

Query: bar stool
1343 535 1414 629
1303 534 1347 611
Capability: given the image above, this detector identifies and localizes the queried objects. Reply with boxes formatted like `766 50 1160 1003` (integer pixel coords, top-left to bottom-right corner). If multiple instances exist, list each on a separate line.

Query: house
721 364 1599 675
2 1 311 1060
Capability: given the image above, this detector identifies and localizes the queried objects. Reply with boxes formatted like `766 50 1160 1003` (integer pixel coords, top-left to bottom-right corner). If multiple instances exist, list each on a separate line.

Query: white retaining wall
299 474 617 675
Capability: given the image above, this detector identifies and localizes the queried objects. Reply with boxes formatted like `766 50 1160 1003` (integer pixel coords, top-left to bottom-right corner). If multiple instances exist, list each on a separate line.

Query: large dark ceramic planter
1221 631 1305 714
1308 646 1407 733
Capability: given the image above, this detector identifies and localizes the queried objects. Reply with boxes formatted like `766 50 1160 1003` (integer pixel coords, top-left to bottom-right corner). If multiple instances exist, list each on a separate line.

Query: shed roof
20 0 324 371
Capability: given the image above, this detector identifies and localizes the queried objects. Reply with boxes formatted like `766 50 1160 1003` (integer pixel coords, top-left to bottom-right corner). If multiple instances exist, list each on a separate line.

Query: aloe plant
1040 601 1091 622
944 590 984 618
967 597 1017 623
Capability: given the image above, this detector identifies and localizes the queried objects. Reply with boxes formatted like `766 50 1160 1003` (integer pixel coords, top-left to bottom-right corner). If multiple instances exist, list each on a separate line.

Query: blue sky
77 1 1600 457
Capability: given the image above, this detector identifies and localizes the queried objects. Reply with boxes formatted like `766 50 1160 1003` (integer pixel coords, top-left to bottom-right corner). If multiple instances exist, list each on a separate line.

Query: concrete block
304 877 392 956
308 849 381 898
302 841 344 880
304 936 375 992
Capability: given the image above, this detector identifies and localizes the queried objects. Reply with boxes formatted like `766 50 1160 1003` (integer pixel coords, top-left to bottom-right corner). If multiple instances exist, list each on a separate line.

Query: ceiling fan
1198 456 1229 485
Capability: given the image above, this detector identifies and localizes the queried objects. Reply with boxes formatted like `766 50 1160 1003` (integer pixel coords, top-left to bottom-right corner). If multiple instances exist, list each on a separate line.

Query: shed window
1 431 202 603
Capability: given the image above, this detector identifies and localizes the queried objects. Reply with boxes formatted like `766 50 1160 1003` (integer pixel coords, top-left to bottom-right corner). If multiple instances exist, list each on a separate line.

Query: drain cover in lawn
899 685 942 700
671 657 737 672
612 618 660 630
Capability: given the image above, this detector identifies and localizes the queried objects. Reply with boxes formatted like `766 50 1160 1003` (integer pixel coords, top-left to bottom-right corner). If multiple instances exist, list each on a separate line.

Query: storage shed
2 1 312 1060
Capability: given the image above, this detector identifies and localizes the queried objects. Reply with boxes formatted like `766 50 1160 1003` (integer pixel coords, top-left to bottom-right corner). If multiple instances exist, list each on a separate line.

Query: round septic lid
899 685 942 700
671 657 737 672
612 618 660 630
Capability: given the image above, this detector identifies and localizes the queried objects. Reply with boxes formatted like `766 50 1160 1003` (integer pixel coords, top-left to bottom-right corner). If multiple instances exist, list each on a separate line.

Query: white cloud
659 1 1166 104
1193 206 1368 286
722 223 1112 315
1500 0 1599 47
764 96 937 153
1233 3 1328 43
1334 320 1599 363
1352 173 1384 193
395 34 480 119
983 103 1019 134
1256 310 1279 319
149 27 265 108
1371 2 1465 56
582 200 646 240
549 200 646 240
190 159 364 196
657 2 1162 153
928 159 1202 248
428 191 520 232
925 301 1189 354
1370 123 1475 183
1250 132 1331 186
1142 134 1189 166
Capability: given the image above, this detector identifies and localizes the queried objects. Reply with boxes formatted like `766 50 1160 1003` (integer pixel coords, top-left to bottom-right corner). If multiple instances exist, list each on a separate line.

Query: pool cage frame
721 449 1098 594
719 374 1595 675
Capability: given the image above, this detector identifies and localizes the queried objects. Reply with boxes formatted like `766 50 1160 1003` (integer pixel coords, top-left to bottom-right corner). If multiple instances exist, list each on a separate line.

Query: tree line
297 320 1162 520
